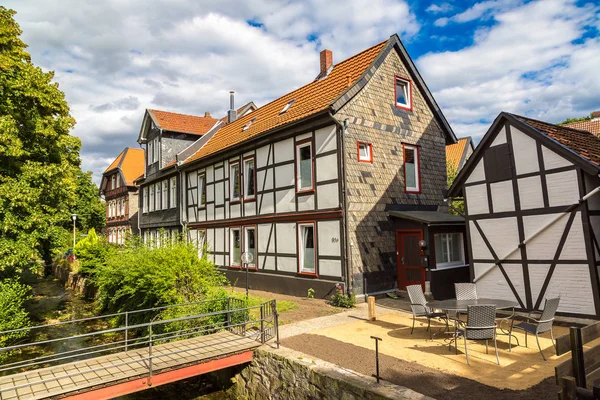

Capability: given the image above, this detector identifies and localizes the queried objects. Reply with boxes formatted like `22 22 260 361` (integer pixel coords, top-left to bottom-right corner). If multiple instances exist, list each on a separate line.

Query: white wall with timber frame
460 119 600 317
183 124 344 285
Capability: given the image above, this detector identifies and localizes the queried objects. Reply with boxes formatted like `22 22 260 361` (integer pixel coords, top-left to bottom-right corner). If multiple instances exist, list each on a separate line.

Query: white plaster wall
477 217 520 260
517 176 544 210
215 227 225 253
511 127 539 175
276 223 297 253
275 189 295 213
542 146 572 170
257 169 273 191
206 204 214 221
275 164 294 188
316 154 338 182
259 192 275 215
258 223 274 253
546 170 579 207
315 125 337 155
206 165 214 183
523 212 586 260
215 166 224 181
490 180 515 212
469 221 494 260
530 264 595 315
296 132 312 142
274 138 294 163
317 220 341 256
319 259 342 277
262 256 276 270
277 256 297 273
215 206 224 220
230 203 241 219
474 262 526 305
466 159 485 183
256 144 270 168
490 126 507 147
207 183 215 203
317 183 339 209
465 184 489 215
215 181 224 206
297 194 315 211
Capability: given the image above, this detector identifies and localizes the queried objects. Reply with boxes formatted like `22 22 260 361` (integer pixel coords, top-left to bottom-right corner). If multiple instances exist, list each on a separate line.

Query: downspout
328 110 353 294
473 181 600 283
176 162 187 235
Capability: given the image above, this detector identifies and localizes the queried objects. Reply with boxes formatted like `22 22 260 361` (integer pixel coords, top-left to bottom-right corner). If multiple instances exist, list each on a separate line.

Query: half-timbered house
171 34 460 298
448 112 600 317
100 148 145 243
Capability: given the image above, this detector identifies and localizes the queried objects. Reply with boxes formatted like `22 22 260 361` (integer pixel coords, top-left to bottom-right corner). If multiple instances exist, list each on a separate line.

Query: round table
426 298 518 312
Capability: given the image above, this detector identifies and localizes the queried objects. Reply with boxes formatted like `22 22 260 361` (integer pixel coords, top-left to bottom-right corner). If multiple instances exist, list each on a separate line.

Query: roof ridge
510 113 600 137
149 108 218 120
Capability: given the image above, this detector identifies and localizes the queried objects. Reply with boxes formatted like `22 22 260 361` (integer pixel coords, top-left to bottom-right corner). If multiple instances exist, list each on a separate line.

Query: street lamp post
241 252 254 300
71 214 77 249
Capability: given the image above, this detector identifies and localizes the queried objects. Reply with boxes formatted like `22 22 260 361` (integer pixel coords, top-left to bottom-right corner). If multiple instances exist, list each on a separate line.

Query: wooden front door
396 230 425 290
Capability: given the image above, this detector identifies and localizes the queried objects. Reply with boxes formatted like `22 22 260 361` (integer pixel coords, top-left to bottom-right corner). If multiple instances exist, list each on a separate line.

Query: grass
228 290 298 314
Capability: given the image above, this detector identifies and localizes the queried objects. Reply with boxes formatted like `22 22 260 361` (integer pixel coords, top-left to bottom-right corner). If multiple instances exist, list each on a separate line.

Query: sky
4 0 600 184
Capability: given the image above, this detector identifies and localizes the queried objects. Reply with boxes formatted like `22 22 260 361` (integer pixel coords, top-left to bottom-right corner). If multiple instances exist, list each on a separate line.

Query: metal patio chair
508 297 560 361
406 284 448 339
455 305 500 366
455 283 478 300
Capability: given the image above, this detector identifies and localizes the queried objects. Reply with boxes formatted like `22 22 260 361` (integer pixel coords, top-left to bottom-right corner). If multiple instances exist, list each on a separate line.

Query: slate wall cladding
161 133 195 168
335 47 448 293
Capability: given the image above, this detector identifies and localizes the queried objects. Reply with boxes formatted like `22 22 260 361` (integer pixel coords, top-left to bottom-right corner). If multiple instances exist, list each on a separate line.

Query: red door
396 230 425 290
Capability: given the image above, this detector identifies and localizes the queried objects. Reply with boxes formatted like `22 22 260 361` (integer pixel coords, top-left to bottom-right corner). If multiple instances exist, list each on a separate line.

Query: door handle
401 256 404 265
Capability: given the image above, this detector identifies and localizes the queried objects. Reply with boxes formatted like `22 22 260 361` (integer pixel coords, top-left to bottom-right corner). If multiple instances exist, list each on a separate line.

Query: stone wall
230 347 430 400
52 263 97 299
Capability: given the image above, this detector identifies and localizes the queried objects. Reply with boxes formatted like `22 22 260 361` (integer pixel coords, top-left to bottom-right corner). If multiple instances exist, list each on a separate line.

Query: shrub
307 288 315 299
0 279 31 361
330 285 355 308
74 228 112 276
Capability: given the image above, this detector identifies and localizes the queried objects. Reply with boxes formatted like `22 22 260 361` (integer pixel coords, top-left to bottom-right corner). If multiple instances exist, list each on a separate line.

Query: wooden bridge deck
0 331 259 400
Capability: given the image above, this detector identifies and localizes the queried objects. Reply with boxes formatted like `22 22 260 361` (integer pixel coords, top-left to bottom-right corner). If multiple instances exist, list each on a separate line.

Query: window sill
432 263 469 271
298 271 318 277
243 197 256 203
395 103 412 112
358 159 373 164
405 189 421 194
230 199 241 205
296 188 315 195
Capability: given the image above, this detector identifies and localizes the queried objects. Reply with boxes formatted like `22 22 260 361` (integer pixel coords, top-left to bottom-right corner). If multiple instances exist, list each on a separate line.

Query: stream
19 272 228 400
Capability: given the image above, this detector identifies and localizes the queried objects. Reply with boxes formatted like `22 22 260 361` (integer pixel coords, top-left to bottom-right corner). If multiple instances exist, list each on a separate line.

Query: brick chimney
320 49 333 77
592 111 600 121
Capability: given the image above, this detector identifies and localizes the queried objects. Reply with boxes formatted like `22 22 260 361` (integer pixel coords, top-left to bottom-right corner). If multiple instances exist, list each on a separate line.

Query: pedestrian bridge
0 297 279 399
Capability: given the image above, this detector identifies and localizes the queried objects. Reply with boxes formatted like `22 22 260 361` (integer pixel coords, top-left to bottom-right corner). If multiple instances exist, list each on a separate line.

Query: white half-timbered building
167 34 459 298
448 113 600 317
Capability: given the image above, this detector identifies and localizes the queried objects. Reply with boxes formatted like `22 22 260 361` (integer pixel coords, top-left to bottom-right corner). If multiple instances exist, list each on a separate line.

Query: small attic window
242 117 257 131
280 99 295 115
395 76 412 111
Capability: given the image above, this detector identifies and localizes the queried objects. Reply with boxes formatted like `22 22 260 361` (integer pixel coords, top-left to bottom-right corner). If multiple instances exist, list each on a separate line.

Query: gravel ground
281 334 556 400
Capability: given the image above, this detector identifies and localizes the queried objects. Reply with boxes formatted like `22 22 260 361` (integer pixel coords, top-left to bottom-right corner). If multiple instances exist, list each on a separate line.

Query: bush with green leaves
93 232 227 327
330 290 356 308
73 228 112 275
0 279 31 361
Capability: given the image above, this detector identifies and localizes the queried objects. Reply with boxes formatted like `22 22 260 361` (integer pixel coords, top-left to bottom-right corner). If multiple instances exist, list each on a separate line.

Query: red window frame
402 143 421 194
357 141 373 163
394 75 413 111
229 160 241 204
242 156 257 202
198 172 207 209
295 139 315 194
297 221 318 276
229 226 242 269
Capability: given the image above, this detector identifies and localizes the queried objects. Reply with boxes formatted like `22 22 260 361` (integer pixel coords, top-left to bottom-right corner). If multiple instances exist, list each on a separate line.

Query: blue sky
4 0 600 182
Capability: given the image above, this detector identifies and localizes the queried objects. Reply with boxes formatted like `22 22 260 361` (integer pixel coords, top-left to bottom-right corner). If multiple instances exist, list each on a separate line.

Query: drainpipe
474 181 600 283
176 162 187 235
328 110 353 295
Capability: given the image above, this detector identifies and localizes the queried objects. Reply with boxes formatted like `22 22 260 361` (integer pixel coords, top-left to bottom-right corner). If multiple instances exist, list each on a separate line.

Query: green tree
559 113 593 124
73 171 106 233
0 7 81 274
446 163 464 216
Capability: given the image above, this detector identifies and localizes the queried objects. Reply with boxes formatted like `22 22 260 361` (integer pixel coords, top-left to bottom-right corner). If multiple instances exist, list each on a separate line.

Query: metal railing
0 297 279 393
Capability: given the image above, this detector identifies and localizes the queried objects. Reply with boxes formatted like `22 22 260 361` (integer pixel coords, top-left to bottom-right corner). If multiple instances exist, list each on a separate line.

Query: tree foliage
559 113 593 124
446 163 464 215
0 6 81 275
0 279 30 361
73 171 106 233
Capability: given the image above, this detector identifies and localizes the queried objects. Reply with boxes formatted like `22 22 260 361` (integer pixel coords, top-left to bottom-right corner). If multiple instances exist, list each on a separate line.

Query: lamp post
71 214 77 249
241 252 254 300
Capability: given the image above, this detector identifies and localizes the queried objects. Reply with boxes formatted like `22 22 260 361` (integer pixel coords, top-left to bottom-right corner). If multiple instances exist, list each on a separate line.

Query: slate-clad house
167 34 461 298
136 106 257 243
100 148 145 243
448 112 600 317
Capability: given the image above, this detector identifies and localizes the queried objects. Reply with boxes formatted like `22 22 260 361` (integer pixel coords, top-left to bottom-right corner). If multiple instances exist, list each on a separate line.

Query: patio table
426 298 519 350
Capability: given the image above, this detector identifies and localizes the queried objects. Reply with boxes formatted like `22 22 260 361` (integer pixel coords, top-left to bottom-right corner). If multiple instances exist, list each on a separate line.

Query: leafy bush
0 279 31 361
330 286 355 308
307 288 315 299
93 234 227 326
74 228 112 275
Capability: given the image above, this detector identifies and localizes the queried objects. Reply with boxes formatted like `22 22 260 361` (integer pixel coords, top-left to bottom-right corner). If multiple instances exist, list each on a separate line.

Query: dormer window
280 99 295 114
395 76 412 111
242 117 257 131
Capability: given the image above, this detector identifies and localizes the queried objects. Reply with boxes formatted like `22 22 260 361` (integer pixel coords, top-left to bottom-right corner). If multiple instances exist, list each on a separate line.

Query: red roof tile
562 119 600 137
104 148 145 186
149 109 219 136
446 138 470 171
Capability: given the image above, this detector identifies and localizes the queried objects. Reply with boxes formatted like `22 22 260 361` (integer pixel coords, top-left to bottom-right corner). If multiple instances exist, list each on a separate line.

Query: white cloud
4 0 419 183
418 0 600 141
426 3 454 14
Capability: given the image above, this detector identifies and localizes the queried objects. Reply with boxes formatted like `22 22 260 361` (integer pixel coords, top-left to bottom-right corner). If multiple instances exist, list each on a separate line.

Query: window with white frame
298 223 316 274
395 76 411 110
162 180 168 210
434 233 465 268
170 177 177 208
198 173 206 208
116 174 121 188
149 184 155 212
122 199 126 215
230 228 241 267
230 162 241 202
243 158 255 200
244 226 256 268
403 144 420 193
143 230 149 244
112 175 116 190
143 187 148 213
147 140 153 166
154 183 160 211
296 141 313 192
358 142 373 163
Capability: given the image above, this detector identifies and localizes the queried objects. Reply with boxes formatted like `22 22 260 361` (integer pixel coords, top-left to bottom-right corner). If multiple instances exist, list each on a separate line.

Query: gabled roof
447 112 600 197
446 137 473 172
103 148 145 186
562 119 600 137
148 109 219 136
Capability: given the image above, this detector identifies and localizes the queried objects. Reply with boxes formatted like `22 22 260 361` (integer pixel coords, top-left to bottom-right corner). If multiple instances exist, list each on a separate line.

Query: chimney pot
227 91 237 123
204 112 212 118
320 49 333 77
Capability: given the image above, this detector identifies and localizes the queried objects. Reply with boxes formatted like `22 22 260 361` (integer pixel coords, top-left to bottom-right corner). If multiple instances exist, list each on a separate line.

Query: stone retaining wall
52 263 96 298
231 347 431 400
